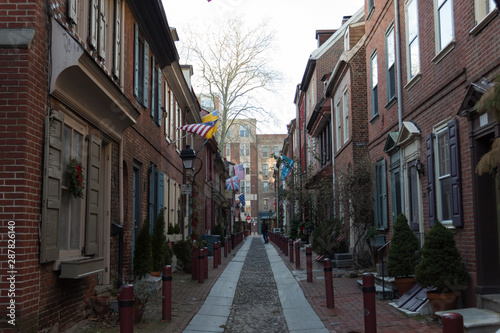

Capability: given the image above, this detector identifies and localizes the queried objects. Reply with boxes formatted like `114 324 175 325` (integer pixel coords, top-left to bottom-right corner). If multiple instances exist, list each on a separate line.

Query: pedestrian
262 220 268 243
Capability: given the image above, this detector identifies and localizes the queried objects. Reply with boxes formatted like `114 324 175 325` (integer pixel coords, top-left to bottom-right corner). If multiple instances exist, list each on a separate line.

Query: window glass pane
262 146 268 157
273 146 279 156
262 164 268 176
438 0 453 49
408 0 418 40
438 131 450 177
371 53 378 87
263 181 268 193
409 38 420 78
440 177 452 221
489 0 496 12
409 166 419 223
386 28 395 67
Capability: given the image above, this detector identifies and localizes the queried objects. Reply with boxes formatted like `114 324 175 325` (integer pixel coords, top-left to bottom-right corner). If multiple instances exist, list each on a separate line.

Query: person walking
261 220 268 243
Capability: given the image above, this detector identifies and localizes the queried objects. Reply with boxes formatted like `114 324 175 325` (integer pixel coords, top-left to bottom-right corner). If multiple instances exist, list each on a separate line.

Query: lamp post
180 145 202 241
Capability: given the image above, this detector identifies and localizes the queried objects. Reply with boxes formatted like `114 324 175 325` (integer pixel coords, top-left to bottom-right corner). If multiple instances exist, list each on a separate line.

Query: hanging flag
238 193 246 207
178 120 217 139
281 155 294 179
234 164 245 180
225 175 239 191
201 110 218 139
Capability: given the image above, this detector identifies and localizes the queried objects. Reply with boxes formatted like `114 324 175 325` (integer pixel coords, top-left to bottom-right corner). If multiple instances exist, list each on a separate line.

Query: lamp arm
193 156 203 179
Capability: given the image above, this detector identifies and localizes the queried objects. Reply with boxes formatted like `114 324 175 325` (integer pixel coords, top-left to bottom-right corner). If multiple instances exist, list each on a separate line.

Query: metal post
204 246 208 279
162 265 172 321
295 240 300 270
284 237 289 256
323 258 335 308
119 284 134 333
306 246 313 282
442 313 464 333
362 273 377 333
289 239 294 263
224 237 228 257
213 242 218 268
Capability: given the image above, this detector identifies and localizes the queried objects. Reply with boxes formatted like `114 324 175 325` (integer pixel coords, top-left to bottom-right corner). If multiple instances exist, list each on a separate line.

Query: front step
435 308 500 333
480 294 500 313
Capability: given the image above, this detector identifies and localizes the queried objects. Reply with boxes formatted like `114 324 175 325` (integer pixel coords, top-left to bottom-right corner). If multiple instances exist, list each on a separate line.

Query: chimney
342 16 352 25
315 29 337 47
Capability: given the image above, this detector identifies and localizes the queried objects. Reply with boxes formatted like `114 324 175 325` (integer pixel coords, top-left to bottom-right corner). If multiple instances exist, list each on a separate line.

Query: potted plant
132 274 157 323
387 214 420 296
173 238 193 273
151 210 167 276
366 226 385 247
415 220 469 313
133 220 153 279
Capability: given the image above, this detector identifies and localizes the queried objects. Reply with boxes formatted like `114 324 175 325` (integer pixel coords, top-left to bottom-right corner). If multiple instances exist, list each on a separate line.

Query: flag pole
168 132 192 146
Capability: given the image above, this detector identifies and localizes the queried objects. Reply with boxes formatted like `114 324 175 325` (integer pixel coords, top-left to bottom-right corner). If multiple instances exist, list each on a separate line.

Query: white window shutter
113 0 121 78
85 134 102 255
90 0 98 49
68 0 78 24
98 0 106 59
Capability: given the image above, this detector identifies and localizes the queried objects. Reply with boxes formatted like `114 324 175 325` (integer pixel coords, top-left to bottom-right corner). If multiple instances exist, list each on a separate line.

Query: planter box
60 257 104 279
369 235 386 247
167 234 182 243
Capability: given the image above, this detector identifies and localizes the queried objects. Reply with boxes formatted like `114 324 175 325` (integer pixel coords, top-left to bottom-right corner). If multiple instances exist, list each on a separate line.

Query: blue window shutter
157 170 164 217
425 133 436 226
143 42 149 108
448 118 463 227
149 164 155 233
151 58 155 118
133 24 139 98
157 67 162 126
381 159 388 230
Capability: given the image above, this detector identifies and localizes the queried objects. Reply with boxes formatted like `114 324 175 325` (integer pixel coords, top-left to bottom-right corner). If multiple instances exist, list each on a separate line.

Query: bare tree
180 17 282 149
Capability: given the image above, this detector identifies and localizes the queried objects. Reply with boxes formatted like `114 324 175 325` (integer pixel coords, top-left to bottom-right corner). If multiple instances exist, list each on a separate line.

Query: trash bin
203 235 220 256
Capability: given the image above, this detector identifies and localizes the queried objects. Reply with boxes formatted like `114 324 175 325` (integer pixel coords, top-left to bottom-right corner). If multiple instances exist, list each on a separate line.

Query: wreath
67 158 85 198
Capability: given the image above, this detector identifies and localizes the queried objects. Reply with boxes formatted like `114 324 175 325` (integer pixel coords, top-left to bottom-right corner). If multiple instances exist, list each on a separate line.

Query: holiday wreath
67 158 85 198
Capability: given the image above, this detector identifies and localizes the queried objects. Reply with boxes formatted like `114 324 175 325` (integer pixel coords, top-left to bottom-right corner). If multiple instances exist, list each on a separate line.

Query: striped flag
201 110 218 139
234 164 245 180
178 120 217 139
225 175 239 191
238 193 245 207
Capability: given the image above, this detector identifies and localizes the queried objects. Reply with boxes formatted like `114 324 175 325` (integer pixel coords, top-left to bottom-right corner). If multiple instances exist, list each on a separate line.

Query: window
40 110 103 262
225 144 230 160
240 143 250 156
150 58 162 126
273 146 279 157
344 28 350 51
113 0 122 79
165 87 174 140
426 118 463 227
371 51 379 117
367 0 375 17
373 159 388 230
263 198 269 211
241 181 250 194
389 153 403 224
336 99 341 151
262 164 268 176
408 162 420 230
148 164 165 232
386 26 396 101
240 125 250 137
435 0 454 52
200 97 215 111
244 162 250 175
263 181 269 193
134 24 149 107
475 0 497 23
406 0 420 80
262 146 268 158
90 0 107 59
342 87 349 143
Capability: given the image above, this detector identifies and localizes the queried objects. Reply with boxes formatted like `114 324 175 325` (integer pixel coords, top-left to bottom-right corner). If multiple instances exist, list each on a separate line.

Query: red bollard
162 265 172 321
191 245 198 281
442 313 464 333
295 241 301 270
323 258 335 308
213 242 218 268
306 246 313 282
289 239 294 263
284 237 289 256
224 237 228 257
198 248 204 283
119 284 134 333
204 247 208 279
362 273 377 333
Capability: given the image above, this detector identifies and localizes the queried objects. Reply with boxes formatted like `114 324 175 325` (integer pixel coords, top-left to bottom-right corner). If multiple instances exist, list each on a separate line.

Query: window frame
373 158 388 230
385 25 396 103
263 181 269 193
434 0 455 53
239 124 250 137
406 0 421 81
342 86 349 143
370 51 379 118
262 146 268 158
336 99 341 151
240 143 250 156
262 163 268 176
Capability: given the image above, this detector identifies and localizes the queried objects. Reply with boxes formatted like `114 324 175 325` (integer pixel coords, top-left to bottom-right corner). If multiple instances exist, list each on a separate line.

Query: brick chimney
315 30 337 47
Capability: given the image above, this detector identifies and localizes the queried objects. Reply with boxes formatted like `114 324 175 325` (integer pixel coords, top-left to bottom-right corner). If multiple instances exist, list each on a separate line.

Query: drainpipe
330 97 336 218
394 0 406 215
118 140 124 286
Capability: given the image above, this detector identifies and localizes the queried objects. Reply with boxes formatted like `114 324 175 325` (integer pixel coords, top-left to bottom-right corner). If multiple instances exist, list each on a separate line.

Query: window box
369 234 386 247
60 257 104 279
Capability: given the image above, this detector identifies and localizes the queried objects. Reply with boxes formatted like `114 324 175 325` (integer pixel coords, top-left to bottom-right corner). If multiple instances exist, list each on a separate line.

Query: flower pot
150 271 161 277
426 291 459 314
395 277 416 296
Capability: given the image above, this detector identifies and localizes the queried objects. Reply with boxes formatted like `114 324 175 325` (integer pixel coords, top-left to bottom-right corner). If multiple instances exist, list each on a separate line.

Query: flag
225 175 239 191
281 155 294 179
178 120 217 139
201 110 218 139
238 194 245 207
234 164 245 180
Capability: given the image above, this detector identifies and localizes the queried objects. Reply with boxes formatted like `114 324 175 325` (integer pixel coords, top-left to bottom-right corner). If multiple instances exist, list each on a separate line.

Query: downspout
330 97 336 218
118 140 124 286
394 0 405 215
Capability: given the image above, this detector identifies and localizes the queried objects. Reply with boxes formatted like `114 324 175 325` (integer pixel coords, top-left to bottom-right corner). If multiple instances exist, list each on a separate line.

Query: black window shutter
149 164 155 233
425 133 436 226
133 24 139 97
40 110 64 263
381 159 388 230
143 42 149 108
448 118 463 227
151 58 156 118
157 170 164 217
85 134 102 255
373 164 379 228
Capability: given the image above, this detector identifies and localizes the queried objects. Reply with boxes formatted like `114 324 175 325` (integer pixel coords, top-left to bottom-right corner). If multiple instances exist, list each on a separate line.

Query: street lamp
180 145 203 241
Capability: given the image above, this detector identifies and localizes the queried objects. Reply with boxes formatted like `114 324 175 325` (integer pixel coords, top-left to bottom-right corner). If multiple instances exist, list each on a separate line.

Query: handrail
377 239 391 299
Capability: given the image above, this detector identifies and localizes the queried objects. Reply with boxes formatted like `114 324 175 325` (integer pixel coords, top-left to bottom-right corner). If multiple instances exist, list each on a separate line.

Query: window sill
470 9 498 36
431 41 456 65
370 113 380 124
404 73 422 91
59 256 105 279
366 6 375 21
385 97 397 109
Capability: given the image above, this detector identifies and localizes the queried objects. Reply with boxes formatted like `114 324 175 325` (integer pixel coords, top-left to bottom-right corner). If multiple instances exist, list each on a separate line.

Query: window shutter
149 164 155 233
143 41 149 108
85 134 102 255
113 0 121 78
448 118 463 227
373 164 379 228
157 170 164 217
157 67 162 126
151 58 156 118
98 0 106 59
133 24 139 97
425 133 436 226
90 0 98 49
381 159 388 230
40 110 64 263
68 0 78 24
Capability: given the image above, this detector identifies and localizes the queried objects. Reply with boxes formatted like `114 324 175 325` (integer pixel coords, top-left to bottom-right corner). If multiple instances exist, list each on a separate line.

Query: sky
161 0 365 134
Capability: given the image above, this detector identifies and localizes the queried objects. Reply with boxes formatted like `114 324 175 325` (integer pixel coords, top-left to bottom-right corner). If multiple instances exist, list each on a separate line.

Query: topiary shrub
133 220 153 279
151 210 168 272
212 223 225 246
387 214 420 278
415 220 469 292
173 239 193 266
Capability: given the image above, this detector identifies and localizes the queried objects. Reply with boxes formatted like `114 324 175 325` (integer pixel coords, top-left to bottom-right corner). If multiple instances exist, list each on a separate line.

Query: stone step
480 294 500 313
435 308 500 333
334 253 353 260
